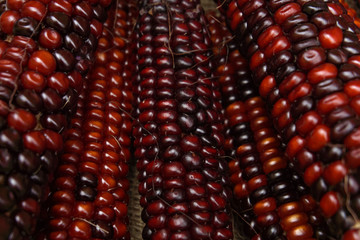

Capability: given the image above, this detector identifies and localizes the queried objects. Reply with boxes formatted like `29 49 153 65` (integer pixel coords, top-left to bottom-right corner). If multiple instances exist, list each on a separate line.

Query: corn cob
0 0 112 238
208 10 336 240
215 0 360 238
133 0 233 239
41 1 137 239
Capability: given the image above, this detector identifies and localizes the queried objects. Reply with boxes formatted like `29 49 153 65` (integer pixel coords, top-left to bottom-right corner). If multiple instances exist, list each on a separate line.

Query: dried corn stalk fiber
0 0 113 238
207 12 332 240
38 1 138 239
214 0 360 238
132 0 233 239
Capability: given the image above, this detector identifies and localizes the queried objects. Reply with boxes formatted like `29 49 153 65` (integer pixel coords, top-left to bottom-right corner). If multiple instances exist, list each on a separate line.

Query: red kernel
319 26 343 49
304 162 323 186
259 75 276 98
39 28 62 49
307 63 338 84
306 124 330 152
264 35 290 59
28 50 56 76
319 191 340 217
258 25 282 49
0 10 20 34
323 160 348 185
21 1 47 21
286 135 306 158
23 131 46 153
318 92 349 114
345 80 360 98
296 111 322 136
274 3 301 24
7 109 36 132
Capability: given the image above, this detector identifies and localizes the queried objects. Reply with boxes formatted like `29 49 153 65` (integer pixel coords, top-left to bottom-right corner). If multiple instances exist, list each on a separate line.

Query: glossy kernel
306 124 330 152
28 50 56 76
319 191 340 217
319 26 343 49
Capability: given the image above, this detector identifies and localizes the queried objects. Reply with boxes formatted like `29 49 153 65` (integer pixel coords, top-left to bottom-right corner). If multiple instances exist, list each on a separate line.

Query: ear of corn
207 13 332 239
0 0 112 238
215 0 360 238
133 1 233 239
41 1 138 239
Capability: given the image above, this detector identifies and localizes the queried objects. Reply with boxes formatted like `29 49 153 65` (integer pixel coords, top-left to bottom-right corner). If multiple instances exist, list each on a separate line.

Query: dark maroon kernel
92 4 106 22
30 168 47 184
343 32 358 45
0 186 15 211
15 89 43 112
269 50 293 72
338 64 360 82
17 150 40 173
0 215 12 238
8 172 28 198
302 0 328 15
310 11 336 30
267 0 293 12
0 86 12 101
271 181 293 196
14 210 33 234
40 114 67 132
78 172 97 187
336 16 351 31
291 96 314 118
275 63 297 83
64 33 83 53
342 43 360 56
247 8 268 29
74 2 92 19
319 145 344 164
331 118 360 142
276 191 298 205
326 106 355 126
252 17 274 40
45 12 71 34
0 128 21 152
332 208 355 231
92 221 112 239
289 23 318 42
0 148 13 174
311 178 328 200
41 88 62 112
40 151 58 172
53 49 75 72
251 186 271 202
77 186 96 201
282 12 308 32
13 17 39 37
327 49 348 65
313 78 343 99
264 224 283 239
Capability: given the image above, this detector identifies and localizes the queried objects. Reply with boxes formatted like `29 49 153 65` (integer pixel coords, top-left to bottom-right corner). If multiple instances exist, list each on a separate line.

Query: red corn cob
43 1 138 239
133 0 233 239
215 0 360 238
0 0 112 238
207 10 333 240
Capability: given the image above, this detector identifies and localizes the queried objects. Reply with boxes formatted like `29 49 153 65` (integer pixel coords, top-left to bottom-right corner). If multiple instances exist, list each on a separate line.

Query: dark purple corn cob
0 0 112 239
133 0 233 239
215 0 360 238
42 1 138 239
